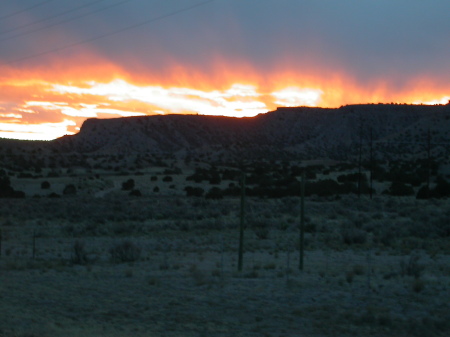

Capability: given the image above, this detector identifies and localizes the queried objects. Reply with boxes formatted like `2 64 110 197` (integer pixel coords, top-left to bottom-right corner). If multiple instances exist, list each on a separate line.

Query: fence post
286 249 291 283
221 234 225 279
427 128 431 196
299 171 305 271
370 127 373 199
32 230 36 259
0 228 2 258
238 171 245 272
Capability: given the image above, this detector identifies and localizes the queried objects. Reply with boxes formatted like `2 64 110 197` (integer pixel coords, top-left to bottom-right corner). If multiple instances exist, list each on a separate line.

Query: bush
185 186 204 197
341 228 367 245
129 189 142 197
337 173 366 183
205 187 223 199
306 179 341 197
434 176 450 198
385 181 414 196
122 179 135 191
63 184 77 195
208 172 221 184
41 181 51 189
71 240 88 265
254 227 269 240
0 172 25 198
400 253 424 279
416 185 431 199
109 240 142 263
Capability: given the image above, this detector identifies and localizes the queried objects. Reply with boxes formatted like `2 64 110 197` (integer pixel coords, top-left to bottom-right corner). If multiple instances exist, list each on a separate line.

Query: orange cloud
1 54 449 140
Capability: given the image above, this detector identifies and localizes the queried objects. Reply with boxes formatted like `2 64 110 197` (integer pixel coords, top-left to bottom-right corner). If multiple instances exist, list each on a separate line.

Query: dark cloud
1 0 449 89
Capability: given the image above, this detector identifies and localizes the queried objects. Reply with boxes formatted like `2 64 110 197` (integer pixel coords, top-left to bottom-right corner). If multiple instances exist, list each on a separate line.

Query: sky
1 0 450 140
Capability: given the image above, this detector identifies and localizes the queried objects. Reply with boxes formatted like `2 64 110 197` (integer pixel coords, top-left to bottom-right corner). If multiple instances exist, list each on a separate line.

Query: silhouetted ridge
23 103 450 161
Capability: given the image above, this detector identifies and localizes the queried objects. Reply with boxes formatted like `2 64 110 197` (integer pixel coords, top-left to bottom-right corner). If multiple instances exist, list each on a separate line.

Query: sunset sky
1 0 449 140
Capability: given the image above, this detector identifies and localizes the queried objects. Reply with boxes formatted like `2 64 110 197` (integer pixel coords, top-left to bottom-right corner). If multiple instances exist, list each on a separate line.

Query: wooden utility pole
427 129 431 193
369 127 373 199
299 171 305 271
358 116 363 198
238 171 245 272
32 230 36 259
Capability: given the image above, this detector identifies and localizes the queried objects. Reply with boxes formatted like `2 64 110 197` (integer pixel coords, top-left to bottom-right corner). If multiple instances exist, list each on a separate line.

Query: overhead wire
0 0 109 36
5 0 217 65
0 0 55 20
0 0 136 43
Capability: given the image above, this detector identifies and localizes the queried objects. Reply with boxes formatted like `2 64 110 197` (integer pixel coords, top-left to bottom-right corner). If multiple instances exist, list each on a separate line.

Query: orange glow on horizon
1 55 449 140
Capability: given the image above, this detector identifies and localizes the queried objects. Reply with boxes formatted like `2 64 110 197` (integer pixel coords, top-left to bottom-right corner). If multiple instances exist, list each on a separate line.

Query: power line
0 0 55 21
0 0 108 36
0 0 136 43
6 0 216 65
377 141 450 146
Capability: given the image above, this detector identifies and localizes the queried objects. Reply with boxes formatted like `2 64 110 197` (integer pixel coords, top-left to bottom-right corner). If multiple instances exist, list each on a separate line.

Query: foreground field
1 195 449 337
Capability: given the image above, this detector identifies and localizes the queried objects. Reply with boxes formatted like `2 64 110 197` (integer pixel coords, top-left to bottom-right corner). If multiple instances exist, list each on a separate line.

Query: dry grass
0 190 449 336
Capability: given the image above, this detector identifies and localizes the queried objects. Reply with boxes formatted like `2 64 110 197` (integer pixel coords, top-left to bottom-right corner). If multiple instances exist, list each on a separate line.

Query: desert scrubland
1 163 449 337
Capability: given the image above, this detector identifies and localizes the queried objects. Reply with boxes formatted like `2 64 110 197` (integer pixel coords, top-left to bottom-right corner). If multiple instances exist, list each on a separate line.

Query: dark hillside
1 103 450 168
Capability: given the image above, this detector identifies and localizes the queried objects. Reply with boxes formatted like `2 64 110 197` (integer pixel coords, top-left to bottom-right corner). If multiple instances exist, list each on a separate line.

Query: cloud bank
0 0 449 139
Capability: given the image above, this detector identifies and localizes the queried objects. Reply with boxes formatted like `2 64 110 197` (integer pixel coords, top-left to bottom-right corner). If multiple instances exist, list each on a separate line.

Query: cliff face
51 104 450 161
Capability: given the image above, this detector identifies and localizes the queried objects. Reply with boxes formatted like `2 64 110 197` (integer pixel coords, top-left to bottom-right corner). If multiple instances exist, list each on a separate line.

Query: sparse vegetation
400 253 424 279
109 240 142 263
41 181 50 189
1 105 450 336
71 240 88 265
121 178 135 191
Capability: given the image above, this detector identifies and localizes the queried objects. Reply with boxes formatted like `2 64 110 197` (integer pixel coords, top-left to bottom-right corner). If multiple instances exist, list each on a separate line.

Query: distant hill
1 103 450 169
54 103 450 160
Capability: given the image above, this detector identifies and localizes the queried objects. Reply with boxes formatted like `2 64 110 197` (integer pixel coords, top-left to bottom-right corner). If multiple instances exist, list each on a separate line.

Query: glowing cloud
1 1 450 140
272 87 323 107
51 80 268 117
0 119 76 141
1 57 450 141
413 96 450 106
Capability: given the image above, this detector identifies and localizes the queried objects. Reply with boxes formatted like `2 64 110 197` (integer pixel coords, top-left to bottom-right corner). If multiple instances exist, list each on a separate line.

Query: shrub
205 187 223 199
433 176 450 198
109 240 141 263
185 186 204 197
353 264 365 275
412 278 425 293
341 228 367 245
337 173 366 183
41 181 51 189
306 179 341 197
11 190 25 198
122 179 135 191
47 171 60 178
400 253 424 279
63 184 77 195
71 240 88 265
208 172 221 184
188 264 209 286
416 185 431 199
254 227 269 240
0 172 25 198
129 189 142 197
385 181 414 196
